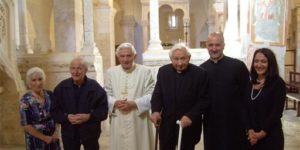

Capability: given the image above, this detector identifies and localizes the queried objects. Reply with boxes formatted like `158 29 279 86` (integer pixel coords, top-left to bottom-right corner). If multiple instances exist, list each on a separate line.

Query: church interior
0 0 300 149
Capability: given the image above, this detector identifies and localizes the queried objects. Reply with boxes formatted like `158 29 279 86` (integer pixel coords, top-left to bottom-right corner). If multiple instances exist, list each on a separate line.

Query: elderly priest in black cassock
150 43 210 150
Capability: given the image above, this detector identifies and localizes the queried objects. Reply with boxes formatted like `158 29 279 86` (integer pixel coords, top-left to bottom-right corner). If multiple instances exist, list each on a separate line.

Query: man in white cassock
105 42 155 150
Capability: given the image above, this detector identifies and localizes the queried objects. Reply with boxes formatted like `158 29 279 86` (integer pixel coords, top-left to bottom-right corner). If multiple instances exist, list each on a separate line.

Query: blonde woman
20 67 60 150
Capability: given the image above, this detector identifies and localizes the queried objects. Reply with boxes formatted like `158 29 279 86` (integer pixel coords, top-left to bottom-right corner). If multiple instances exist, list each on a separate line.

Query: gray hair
26 67 46 87
208 32 224 44
116 42 137 56
70 56 88 71
169 43 191 58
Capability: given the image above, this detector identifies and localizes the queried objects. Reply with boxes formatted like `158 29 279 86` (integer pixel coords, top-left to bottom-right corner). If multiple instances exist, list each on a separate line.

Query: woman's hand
51 131 60 142
247 129 267 146
43 136 53 144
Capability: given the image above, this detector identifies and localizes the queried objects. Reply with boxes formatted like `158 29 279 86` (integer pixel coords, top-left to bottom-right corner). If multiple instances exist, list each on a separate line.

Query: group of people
19 32 286 150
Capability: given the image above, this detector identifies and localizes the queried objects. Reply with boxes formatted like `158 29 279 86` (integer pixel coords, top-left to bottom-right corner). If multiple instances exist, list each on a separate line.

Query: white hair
70 56 88 71
116 42 137 56
26 67 46 87
169 43 191 58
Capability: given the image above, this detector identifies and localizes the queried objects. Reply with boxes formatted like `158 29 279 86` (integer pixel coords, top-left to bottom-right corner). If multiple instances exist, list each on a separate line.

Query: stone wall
0 70 24 146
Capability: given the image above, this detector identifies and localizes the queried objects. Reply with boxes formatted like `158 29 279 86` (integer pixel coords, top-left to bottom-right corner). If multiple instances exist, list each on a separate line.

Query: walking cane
155 126 159 150
155 120 160 150
176 120 183 150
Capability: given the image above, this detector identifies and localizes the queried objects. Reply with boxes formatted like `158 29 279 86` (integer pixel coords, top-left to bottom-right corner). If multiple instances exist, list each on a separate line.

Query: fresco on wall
250 0 286 45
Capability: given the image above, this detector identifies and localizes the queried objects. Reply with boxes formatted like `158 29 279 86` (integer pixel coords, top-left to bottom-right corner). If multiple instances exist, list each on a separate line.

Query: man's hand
68 113 90 125
150 112 161 127
114 100 125 108
76 113 90 124
180 115 192 128
67 114 78 124
115 99 137 112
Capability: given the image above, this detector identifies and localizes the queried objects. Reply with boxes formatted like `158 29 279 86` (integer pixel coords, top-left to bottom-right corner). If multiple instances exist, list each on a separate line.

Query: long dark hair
250 48 279 84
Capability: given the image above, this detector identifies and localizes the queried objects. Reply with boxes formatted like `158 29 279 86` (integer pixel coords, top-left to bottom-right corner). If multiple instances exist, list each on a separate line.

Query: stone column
94 0 116 72
239 0 248 39
119 0 136 44
141 3 149 51
27 0 52 52
147 0 163 51
121 16 136 44
141 20 148 51
82 0 98 53
224 0 239 41
18 0 33 54
53 0 84 52
223 0 242 58
207 1 216 34
82 0 104 84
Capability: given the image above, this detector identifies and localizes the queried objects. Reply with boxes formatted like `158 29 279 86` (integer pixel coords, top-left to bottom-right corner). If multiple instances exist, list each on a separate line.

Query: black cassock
201 56 249 150
151 64 209 150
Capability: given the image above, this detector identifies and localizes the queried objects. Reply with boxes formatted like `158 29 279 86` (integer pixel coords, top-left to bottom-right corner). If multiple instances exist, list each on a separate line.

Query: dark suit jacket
51 77 108 141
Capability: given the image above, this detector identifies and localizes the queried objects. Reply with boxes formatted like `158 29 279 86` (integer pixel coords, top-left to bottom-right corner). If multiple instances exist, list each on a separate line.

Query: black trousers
62 135 99 150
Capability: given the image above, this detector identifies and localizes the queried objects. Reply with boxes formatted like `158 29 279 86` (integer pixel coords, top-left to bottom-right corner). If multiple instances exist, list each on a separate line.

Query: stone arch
141 1 190 49
158 2 189 19
159 5 184 46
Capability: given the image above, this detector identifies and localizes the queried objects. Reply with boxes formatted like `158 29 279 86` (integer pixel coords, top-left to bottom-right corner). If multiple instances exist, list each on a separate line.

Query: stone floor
1 109 300 150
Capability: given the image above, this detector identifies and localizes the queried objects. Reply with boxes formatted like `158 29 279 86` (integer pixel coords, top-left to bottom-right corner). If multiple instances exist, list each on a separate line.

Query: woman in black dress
245 48 285 150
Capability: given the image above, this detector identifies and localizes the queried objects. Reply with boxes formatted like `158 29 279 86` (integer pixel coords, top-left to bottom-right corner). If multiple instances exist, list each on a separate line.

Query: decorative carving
0 1 7 43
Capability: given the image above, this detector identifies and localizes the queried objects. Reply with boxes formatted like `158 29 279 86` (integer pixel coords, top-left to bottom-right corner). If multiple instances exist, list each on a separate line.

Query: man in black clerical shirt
151 43 209 150
201 32 249 150
51 57 108 150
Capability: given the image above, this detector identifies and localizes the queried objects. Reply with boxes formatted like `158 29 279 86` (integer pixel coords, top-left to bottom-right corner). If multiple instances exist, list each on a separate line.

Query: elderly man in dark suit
150 43 209 150
51 57 108 150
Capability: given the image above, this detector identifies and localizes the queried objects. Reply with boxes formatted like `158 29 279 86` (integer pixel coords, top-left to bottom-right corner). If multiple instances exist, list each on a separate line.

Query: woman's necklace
251 77 265 100
251 85 263 100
